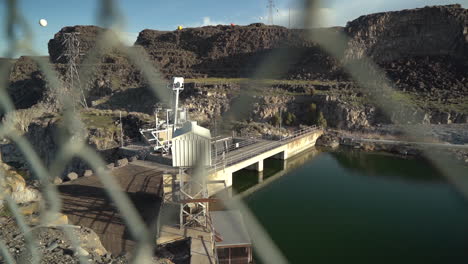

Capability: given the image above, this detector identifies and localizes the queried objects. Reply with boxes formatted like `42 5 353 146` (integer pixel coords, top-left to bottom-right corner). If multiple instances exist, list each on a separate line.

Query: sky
0 0 466 57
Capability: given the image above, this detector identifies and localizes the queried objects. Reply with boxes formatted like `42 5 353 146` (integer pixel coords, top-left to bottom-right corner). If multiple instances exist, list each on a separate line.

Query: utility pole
60 32 87 109
289 8 291 28
279 107 282 129
171 77 184 133
120 111 124 147
155 108 159 128
267 0 275 25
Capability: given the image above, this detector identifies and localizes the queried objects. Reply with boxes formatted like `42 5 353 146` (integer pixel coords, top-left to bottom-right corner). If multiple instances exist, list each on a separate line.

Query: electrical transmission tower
267 0 275 25
60 32 87 109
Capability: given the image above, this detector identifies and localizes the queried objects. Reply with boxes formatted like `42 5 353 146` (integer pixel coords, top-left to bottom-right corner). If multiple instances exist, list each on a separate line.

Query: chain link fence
0 0 467 264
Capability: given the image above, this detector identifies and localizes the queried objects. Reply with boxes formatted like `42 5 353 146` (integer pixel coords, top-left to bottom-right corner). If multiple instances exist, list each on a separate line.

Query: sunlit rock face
344 4 468 62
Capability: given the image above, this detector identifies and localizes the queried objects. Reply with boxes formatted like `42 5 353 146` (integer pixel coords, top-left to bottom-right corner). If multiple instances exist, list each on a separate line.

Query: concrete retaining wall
285 131 323 159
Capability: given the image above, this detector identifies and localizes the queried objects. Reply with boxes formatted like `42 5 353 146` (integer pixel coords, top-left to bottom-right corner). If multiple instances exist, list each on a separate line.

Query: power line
267 0 275 25
59 32 88 109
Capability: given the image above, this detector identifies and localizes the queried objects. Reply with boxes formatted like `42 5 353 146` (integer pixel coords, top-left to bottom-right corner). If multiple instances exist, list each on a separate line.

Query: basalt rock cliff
3 4 468 129
135 25 345 80
344 5 468 62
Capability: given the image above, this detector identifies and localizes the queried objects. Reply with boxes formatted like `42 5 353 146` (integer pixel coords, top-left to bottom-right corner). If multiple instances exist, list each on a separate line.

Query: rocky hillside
2 4 467 129
345 5 468 119
135 25 345 80
344 5 467 62
7 56 47 109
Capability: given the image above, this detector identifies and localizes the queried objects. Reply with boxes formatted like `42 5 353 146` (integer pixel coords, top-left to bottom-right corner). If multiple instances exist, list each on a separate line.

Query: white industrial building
171 121 212 168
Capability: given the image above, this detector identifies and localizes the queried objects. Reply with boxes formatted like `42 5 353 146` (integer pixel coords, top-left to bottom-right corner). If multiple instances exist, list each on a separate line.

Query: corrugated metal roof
211 210 252 248
173 121 211 139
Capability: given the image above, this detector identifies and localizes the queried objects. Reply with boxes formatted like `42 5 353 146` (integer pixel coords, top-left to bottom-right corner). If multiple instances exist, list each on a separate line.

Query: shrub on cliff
284 112 296 126
316 112 327 128
270 113 281 127
2 106 46 134
308 103 317 125
307 103 327 128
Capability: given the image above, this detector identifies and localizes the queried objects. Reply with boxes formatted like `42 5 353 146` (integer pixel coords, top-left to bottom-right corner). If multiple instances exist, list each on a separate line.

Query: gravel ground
0 216 177 264
367 124 468 144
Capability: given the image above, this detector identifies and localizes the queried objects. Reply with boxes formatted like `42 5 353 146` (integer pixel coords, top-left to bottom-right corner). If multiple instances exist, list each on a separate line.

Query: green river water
232 148 468 264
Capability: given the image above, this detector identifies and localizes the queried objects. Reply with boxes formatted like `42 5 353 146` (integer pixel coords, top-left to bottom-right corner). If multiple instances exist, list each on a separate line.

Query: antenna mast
267 0 275 25
171 77 184 133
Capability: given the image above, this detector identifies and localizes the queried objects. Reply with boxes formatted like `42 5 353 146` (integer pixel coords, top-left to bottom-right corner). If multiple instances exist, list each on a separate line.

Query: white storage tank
172 121 212 167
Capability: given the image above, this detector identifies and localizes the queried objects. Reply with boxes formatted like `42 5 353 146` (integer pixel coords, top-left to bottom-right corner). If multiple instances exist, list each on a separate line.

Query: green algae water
232 149 468 264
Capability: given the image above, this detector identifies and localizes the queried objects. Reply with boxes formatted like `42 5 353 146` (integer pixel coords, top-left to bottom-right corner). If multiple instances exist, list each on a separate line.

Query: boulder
106 163 115 170
72 226 108 256
1 169 26 193
31 225 108 257
49 213 69 226
10 187 41 204
74 247 89 257
18 201 40 216
66 172 78 181
83 170 93 177
115 158 128 167
316 134 340 149
53 177 63 185
30 213 68 226
0 164 41 209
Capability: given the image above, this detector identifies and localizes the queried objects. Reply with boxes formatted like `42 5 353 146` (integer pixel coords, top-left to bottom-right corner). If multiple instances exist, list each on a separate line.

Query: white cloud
261 0 465 28
327 0 464 26
185 16 228 28
118 32 138 46
263 7 338 28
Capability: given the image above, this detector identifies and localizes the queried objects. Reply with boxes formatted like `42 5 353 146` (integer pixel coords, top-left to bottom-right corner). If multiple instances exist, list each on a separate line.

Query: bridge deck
212 139 276 164
210 139 283 171
211 127 320 170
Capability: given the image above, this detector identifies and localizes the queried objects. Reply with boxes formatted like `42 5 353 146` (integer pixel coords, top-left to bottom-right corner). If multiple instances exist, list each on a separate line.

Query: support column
280 159 288 171
257 159 264 172
272 151 288 160
226 172 233 187
245 160 264 172
258 171 264 183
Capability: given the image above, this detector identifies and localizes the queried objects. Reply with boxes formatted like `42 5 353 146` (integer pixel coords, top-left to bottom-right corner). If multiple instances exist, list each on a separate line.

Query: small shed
171 121 211 167
211 210 253 264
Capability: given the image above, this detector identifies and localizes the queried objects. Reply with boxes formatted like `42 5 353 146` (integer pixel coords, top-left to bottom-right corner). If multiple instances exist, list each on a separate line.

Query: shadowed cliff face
135 24 346 80
7 56 47 110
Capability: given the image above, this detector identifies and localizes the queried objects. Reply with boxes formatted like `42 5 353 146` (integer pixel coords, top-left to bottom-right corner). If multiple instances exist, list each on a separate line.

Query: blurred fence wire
0 0 467 264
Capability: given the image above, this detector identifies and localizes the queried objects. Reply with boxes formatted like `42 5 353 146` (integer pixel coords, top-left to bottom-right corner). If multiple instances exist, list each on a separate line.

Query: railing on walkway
210 126 320 172
211 138 260 160
206 213 220 264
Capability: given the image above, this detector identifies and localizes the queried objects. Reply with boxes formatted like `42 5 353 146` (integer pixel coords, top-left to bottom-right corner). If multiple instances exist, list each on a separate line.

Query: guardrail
206 213 220 264
211 138 260 160
210 126 320 172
